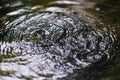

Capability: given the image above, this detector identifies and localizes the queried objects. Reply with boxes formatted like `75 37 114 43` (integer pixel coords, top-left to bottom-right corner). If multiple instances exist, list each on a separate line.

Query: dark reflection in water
85 0 120 23
84 0 120 80
0 0 120 80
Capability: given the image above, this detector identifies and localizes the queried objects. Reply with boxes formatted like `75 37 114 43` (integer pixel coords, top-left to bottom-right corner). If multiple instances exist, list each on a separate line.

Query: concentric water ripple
0 12 119 80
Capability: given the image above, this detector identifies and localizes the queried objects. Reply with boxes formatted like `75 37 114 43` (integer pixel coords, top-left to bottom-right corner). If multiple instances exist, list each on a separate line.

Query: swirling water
0 0 120 80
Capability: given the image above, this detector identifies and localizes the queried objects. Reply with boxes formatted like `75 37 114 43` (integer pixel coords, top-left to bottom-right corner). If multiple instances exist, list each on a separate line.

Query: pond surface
0 0 120 80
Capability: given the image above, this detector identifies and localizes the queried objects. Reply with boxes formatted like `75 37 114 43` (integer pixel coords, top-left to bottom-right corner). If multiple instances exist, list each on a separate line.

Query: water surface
0 0 120 80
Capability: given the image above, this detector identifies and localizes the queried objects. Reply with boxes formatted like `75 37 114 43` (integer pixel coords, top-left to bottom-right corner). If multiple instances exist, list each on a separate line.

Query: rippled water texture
0 0 120 80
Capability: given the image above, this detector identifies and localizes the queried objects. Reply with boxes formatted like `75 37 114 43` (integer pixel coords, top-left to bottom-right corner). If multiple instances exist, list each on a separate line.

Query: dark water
0 0 120 80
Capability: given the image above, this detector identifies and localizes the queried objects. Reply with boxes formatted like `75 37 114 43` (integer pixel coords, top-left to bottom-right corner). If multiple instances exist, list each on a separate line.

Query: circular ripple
0 12 119 79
